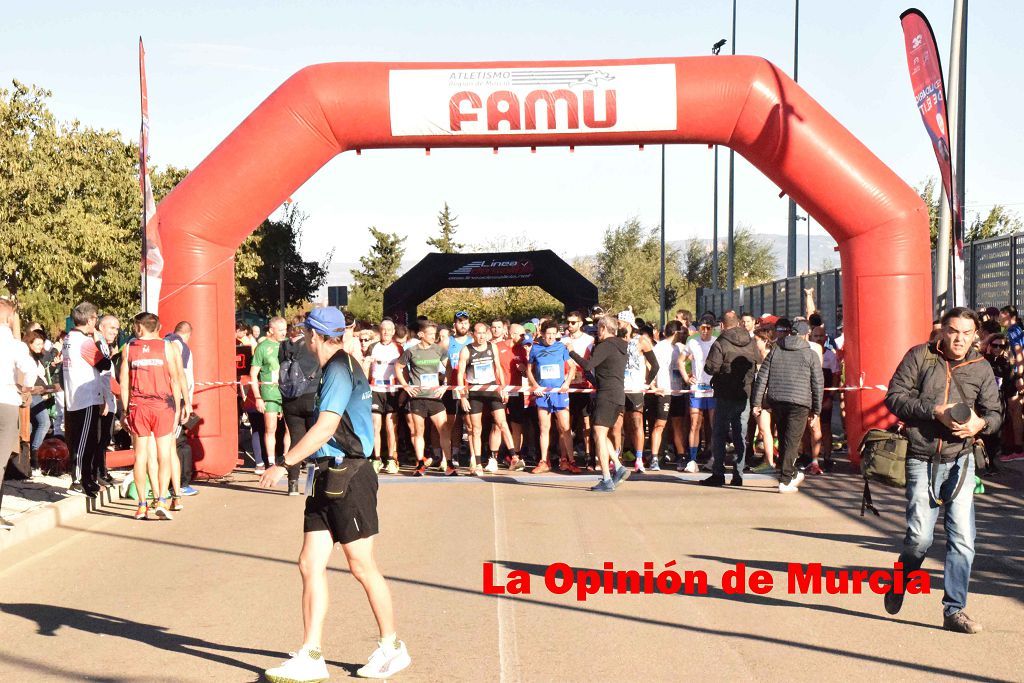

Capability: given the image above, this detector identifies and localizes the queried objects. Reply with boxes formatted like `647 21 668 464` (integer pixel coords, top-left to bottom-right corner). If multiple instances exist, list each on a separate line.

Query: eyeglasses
567 319 581 325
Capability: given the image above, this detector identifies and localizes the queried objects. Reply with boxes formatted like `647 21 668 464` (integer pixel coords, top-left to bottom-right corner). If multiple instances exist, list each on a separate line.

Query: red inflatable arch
157 57 930 476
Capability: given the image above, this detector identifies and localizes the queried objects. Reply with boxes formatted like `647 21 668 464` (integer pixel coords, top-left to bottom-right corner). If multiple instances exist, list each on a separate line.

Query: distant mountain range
312 233 839 300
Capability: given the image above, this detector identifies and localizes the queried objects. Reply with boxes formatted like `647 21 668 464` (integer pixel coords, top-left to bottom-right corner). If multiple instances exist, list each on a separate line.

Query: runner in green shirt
250 317 287 474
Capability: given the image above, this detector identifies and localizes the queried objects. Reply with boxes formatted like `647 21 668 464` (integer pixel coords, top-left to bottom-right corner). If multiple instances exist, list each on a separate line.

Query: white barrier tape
195 380 888 395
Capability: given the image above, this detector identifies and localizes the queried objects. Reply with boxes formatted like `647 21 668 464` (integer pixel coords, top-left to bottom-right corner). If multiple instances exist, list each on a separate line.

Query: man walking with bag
883 307 1001 634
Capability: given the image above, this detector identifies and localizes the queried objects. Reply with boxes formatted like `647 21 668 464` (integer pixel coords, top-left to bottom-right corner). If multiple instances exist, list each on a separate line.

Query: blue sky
4 1 1022 281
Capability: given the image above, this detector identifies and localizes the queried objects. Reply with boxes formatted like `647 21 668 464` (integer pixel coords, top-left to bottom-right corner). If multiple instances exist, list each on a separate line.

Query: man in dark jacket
882 307 1001 634
701 310 759 486
567 315 630 492
751 319 823 493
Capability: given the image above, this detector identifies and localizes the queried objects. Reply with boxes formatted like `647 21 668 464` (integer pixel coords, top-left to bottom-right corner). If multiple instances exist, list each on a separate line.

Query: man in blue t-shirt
526 321 576 474
260 307 411 681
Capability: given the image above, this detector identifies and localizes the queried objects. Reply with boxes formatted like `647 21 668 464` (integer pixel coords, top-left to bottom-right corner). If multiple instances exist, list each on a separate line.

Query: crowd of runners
235 294 852 493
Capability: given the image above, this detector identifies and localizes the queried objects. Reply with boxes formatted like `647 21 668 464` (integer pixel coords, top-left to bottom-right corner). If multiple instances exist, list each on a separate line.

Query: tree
683 226 778 290
350 226 406 320
236 203 331 315
918 176 941 249
151 164 190 202
426 202 463 253
594 217 687 321
967 205 1023 243
0 80 140 334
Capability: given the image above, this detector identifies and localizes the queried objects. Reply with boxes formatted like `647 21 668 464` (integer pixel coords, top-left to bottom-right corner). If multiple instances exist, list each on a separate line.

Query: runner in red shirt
491 319 526 471
119 312 186 521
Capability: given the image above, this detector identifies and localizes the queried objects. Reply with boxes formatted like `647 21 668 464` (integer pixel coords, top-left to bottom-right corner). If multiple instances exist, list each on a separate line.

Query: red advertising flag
900 8 964 303
139 37 163 313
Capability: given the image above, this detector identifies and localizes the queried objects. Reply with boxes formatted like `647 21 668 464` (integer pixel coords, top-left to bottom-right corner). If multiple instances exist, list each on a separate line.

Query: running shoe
31 468 42 478
649 458 661 472
67 482 87 496
778 471 805 493
750 462 776 474
676 460 687 472
612 465 631 485
590 478 615 492
805 462 824 475
385 460 400 475
634 459 646 474
423 457 434 470
152 501 174 520
371 458 383 474
414 461 427 477
356 640 411 679
445 465 459 476
179 486 200 496
265 646 329 683
531 461 551 474
484 457 499 473
999 451 1024 463
254 465 266 476
510 456 526 472
683 460 699 474
472 466 484 476
134 504 148 521
170 497 183 512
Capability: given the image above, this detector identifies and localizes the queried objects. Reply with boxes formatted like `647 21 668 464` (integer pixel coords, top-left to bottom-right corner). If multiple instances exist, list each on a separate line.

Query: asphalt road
0 465 1021 682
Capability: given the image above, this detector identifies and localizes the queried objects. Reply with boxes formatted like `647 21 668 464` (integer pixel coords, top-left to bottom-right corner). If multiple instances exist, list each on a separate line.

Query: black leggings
283 392 317 483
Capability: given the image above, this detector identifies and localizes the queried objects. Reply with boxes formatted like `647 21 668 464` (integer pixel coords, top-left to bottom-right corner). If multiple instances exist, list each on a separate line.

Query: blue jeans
898 454 975 616
712 397 746 477
30 396 52 454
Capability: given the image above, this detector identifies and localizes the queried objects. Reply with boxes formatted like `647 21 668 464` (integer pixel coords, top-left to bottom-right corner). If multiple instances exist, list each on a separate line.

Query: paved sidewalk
0 465 1020 682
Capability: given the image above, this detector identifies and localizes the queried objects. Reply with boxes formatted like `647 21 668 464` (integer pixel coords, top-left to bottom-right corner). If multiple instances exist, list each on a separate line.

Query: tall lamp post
787 0 800 277
711 38 726 294
726 0 737 310
659 143 666 329
795 214 809 273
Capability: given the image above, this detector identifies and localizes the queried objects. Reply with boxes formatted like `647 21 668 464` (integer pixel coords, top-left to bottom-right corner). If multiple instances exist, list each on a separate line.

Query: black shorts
591 397 624 428
372 389 400 415
625 392 645 413
506 395 526 423
469 391 504 415
409 397 445 418
645 394 671 422
303 459 379 545
669 394 690 418
443 391 460 415
569 391 592 418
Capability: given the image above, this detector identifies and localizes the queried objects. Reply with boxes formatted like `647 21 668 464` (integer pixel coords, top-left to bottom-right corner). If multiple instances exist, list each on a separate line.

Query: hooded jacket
751 334 823 414
704 326 759 401
885 341 1002 462
568 336 627 404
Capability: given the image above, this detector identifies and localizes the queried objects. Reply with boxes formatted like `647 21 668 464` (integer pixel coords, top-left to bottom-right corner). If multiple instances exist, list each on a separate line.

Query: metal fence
696 234 1024 337
696 270 842 336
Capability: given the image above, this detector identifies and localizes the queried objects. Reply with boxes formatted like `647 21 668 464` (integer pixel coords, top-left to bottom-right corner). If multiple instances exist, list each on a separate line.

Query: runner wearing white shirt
563 311 595 466
648 320 683 471
0 299 37 528
681 316 717 472
370 320 402 474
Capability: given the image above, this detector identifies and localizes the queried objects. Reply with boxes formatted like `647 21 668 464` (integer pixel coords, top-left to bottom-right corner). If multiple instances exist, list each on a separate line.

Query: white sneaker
683 460 699 474
385 460 400 475
633 458 645 473
265 647 329 683
484 457 499 473
779 471 805 493
356 640 411 679
254 465 266 476
31 468 43 478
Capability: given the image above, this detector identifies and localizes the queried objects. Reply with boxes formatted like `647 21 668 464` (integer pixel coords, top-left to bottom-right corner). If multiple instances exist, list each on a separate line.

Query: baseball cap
792 319 811 335
775 317 792 332
699 314 716 327
617 309 638 330
304 307 347 338
760 314 779 327
523 322 537 334
454 310 470 320
520 333 534 346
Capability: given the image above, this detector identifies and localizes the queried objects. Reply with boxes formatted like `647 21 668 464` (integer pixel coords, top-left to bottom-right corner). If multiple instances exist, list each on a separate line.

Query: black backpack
279 342 320 399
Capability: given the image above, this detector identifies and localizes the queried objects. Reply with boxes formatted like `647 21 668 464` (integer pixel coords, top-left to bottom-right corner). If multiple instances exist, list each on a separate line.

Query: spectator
751 318 822 493
280 316 323 491
250 316 288 475
62 302 112 497
95 314 120 486
700 310 758 487
24 330 59 477
1 299 37 528
883 306 1001 634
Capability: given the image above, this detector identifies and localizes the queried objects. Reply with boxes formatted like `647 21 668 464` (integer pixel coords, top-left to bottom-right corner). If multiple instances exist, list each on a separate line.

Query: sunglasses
990 344 1008 349
567 319 581 324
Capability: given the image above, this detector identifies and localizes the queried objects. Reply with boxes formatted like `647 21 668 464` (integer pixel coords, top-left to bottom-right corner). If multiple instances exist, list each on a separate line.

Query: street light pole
711 39 726 291
726 0 737 310
787 0 800 278
659 144 666 329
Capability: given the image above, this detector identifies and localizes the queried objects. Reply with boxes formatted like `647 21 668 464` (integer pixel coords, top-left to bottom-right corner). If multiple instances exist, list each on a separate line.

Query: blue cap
520 333 534 346
304 307 346 338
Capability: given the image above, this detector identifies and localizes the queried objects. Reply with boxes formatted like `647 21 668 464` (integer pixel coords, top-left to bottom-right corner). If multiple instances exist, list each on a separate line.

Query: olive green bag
859 428 909 516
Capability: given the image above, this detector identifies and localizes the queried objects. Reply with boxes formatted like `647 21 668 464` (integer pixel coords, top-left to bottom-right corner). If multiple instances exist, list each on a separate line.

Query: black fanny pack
314 457 369 499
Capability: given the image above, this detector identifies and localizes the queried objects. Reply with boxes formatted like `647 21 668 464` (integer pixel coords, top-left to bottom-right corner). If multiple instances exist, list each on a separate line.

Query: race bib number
420 373 440 388
539 364 560 381
473 361 496 384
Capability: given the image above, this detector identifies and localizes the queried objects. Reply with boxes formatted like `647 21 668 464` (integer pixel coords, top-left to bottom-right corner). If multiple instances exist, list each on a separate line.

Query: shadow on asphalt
0 603 357 678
